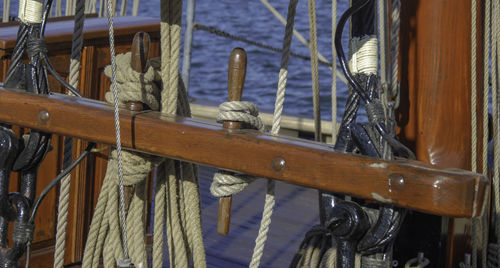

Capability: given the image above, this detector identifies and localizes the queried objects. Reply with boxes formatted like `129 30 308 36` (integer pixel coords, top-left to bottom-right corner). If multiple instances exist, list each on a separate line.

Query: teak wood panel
398 1 485 267
0 16 160 266
0 88 488 219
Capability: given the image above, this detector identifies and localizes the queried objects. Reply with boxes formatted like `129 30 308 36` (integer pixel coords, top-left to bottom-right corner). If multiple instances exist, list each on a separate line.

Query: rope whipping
248 0 298 267
81 52 162 268
155 0 206 267
53 0 86 266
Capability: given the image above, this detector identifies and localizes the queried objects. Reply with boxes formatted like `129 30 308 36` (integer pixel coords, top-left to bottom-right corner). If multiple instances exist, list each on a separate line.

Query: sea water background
2 0 355 122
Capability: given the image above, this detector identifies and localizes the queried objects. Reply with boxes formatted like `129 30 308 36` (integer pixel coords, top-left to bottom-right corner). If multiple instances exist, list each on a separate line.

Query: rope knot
109 150 160 186
104 52 161 111
216 101 265 131
210 172 256 197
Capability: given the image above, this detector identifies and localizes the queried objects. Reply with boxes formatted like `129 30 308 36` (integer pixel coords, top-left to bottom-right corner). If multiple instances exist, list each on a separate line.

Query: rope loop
108 150 161 186
104 52 161 111
210 172 256 197
216 101 265 131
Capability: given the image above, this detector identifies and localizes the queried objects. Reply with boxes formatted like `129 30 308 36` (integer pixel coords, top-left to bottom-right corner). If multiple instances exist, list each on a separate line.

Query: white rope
249 0 298 267
308 0 321 142
2 0 10 22
216 101 265 132
331 0 337 141
211 173 256 197
390 0 401 107
492 0 500 266
259 0 347 85
349 36 378 75
132 0 139 16
18 0 43 23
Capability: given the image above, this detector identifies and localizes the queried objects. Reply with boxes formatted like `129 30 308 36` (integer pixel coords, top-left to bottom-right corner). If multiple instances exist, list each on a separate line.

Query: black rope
193 23 338 68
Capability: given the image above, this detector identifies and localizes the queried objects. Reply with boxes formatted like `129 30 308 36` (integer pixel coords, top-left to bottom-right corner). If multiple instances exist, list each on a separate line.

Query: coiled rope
82 52 161 268
210 101 264 198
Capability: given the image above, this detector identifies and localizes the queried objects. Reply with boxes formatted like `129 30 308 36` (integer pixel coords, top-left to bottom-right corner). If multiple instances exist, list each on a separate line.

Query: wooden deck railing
0 87 488 218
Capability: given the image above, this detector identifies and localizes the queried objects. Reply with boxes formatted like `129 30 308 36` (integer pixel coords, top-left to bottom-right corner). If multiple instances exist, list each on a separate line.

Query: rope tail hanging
53 0 86 266
153 0 206 267
248 0 298 267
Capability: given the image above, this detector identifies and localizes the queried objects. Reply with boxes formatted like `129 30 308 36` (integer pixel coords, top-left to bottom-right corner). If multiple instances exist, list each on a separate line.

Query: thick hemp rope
154 0 206 267
210 101 264 197
248 0 298 267
53 0 86 266
82 52 161 268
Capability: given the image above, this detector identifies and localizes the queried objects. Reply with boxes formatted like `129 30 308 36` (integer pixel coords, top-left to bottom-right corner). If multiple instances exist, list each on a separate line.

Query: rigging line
25 143 94 268
308 0 321 142
492 0 500 265
28 143 95 224
53 0 86 266
331 0 337 139
105 0 130 260
258 0 348 84
193 23 348 84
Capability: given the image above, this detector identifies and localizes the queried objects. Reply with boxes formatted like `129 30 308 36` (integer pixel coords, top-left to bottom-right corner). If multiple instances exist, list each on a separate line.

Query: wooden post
217 48 247 235
122 32 151 213
397 0 484 266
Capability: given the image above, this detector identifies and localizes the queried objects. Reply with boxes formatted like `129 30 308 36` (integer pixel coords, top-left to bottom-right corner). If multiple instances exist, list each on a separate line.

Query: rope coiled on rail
82 52 162 268
210 101 263 197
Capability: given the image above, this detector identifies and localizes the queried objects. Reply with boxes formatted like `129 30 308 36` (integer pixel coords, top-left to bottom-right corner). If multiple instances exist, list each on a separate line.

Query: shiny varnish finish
0 87 488 220
0 17 160 267
398 0 485 266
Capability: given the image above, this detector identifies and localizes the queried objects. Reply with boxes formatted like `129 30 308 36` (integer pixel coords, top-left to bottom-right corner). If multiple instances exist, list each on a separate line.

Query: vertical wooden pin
123 31 151 212
217 48 247 235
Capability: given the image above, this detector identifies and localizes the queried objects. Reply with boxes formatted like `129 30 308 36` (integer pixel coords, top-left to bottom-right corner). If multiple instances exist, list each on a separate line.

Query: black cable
29 142 94 223
42 53 83 97
334 0 371 103
41 0 54 36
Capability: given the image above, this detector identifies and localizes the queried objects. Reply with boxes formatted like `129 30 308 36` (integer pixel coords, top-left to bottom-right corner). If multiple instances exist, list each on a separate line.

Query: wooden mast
398 0 484 266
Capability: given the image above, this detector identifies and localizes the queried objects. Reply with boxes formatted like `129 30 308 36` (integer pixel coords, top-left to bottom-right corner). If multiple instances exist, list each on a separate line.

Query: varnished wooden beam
0 87 488 218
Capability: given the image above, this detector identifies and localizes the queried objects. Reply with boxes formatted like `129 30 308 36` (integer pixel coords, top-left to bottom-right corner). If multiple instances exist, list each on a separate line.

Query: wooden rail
0 87 488 218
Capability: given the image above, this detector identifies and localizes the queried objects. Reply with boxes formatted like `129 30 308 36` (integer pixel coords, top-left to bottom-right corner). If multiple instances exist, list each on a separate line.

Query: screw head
38 110 50 124
271 157 286 172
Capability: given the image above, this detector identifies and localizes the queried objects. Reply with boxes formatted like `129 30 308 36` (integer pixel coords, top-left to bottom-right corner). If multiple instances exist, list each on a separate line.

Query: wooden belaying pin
122 32 151 213
217 48 247 235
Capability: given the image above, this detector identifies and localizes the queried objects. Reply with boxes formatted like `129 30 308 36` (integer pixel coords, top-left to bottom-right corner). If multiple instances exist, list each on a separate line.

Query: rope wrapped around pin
83 45 163 267
211 101 264 198
216 101 266 132
103 52 161 110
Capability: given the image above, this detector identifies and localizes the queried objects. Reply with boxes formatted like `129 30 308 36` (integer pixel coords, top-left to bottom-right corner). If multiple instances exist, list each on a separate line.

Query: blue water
177 0 351 121
2 0 353 121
